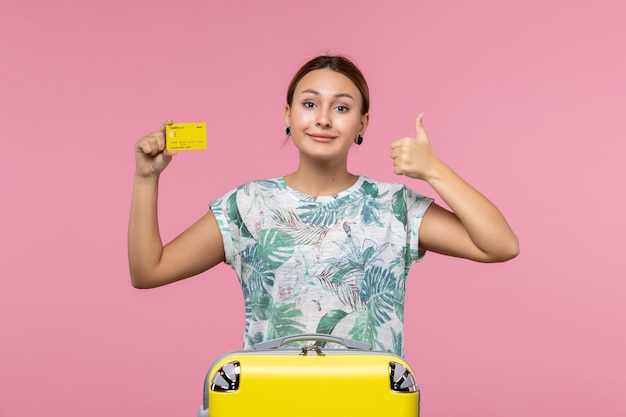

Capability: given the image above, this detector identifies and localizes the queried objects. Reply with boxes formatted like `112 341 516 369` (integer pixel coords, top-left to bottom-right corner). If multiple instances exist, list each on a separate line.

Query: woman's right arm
127 122 225 289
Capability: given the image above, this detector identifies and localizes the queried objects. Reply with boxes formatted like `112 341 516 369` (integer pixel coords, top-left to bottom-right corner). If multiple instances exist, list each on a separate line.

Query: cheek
336 116 362 132
289 109 314 127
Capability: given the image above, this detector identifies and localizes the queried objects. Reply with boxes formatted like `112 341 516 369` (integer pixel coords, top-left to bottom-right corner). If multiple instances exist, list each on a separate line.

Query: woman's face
285 68 369 161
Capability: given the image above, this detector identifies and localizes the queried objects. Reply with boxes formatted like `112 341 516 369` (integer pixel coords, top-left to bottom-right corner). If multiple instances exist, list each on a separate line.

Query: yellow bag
198 334 420 417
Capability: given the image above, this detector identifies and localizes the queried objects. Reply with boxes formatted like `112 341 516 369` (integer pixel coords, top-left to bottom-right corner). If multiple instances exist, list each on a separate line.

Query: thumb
164 149 178 158
414 113 426 138
160 119 174 132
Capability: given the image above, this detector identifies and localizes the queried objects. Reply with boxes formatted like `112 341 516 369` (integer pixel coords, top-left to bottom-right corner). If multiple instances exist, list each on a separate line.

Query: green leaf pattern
209 176 432 358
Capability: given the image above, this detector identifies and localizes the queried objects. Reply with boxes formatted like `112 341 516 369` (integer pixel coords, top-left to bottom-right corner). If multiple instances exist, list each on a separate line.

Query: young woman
128 55 519 356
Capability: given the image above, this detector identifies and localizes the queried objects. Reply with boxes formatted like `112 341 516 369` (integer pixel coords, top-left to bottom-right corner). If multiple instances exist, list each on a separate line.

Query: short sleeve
405 187 434 263
209 190 242 270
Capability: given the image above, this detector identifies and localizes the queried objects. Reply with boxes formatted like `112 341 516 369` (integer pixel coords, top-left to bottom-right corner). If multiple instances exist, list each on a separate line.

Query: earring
355 135 363 145
286 126 291 136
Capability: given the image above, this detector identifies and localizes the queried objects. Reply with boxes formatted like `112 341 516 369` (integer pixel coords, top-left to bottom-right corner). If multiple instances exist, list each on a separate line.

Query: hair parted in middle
286 55 370 116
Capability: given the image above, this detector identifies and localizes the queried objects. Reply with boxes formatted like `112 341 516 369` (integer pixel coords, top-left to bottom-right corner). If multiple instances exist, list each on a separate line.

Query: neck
284 158 358 196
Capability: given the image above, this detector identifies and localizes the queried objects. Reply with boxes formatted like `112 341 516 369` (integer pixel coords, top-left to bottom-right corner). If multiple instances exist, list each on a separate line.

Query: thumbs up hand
390 113 439 181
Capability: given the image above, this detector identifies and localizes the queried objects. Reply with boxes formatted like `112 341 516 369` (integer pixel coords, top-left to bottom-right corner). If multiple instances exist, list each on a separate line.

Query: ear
359 113 370 136
284 105 291 127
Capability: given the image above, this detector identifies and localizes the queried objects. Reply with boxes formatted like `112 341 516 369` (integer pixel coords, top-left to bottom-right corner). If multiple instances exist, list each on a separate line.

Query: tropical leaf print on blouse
241 226 303 344
315 309 350 335
254 179 284 192
312 231 387 308
298 195 358 227
265 302 306 340
212 176 433 354
361 265 399 322
332 235 390 276
391 188 408 225
358 181 389 226
270 208 332 246
226 192 253 239
316 267 362 310
391 328 404 357
244 297 305 345
241 227 295 294
349 265 402 349
257 228 295 270
246 287 273 321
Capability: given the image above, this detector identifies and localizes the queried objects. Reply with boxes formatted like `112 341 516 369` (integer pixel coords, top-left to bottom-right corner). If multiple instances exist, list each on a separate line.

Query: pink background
1 0 625 416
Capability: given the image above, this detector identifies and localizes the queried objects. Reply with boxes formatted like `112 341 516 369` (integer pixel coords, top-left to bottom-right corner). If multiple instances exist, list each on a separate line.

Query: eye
336 105 350 112
303 101 316 108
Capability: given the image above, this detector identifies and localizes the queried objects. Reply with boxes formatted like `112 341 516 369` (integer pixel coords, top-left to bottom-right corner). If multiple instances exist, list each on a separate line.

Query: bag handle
253 333 371 351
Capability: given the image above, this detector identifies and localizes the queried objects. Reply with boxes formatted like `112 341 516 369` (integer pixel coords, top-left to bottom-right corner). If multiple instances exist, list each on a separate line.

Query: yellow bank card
166 122 207 151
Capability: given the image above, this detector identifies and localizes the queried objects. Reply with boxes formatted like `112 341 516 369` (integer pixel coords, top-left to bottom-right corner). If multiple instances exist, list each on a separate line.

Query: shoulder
358 177 434 212
214 178 285 200
358 176 426 198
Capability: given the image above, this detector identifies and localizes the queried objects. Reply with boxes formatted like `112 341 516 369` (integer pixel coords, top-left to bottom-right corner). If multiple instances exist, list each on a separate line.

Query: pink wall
2 0 625 416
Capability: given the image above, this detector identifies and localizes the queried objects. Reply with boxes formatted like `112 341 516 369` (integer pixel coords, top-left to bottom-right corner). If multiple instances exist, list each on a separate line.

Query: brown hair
286 55 370 115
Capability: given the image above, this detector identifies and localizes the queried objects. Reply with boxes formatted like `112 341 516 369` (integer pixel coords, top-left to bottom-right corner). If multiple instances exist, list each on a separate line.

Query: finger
159 119 174 132
155 131 166 152
137 139 154 155
391 137 415 151
390 148 405 160
138 134 165 156
414 113 426 138
158 120 174 152
389 138 404 149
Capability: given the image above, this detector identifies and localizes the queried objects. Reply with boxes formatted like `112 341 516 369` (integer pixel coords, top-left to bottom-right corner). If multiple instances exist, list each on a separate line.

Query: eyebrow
301 89 354 100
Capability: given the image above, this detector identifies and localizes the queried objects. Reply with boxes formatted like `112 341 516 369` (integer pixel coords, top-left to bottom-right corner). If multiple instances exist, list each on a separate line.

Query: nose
315 108 331 128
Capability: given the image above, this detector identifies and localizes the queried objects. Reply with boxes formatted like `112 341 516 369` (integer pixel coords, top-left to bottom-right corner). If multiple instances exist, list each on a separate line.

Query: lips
307 133 336 142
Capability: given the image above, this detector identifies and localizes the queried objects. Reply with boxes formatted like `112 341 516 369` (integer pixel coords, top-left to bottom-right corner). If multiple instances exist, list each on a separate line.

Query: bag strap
252 333 372 351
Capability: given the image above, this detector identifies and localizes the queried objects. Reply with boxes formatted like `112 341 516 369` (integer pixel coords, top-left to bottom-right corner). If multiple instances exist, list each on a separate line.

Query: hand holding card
166 122 207 151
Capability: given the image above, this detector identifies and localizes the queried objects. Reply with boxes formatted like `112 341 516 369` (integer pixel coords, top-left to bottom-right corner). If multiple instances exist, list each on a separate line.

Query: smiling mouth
307 133 336 141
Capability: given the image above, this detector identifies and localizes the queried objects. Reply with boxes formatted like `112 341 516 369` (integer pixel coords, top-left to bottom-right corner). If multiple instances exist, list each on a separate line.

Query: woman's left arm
390 114 519 262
